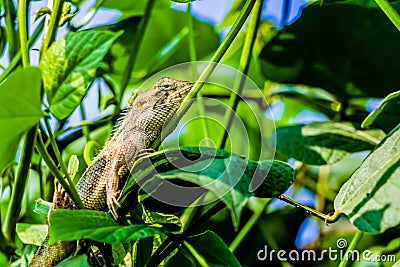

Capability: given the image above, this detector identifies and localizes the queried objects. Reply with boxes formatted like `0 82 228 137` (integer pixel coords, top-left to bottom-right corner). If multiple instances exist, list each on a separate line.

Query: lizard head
125 77 193 143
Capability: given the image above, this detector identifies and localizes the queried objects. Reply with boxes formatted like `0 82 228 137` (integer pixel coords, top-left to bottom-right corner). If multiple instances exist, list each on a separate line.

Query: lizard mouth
169 81 193 100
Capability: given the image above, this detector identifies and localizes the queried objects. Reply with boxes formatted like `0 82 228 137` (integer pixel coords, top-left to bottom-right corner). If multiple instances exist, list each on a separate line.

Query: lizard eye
160 82 175 91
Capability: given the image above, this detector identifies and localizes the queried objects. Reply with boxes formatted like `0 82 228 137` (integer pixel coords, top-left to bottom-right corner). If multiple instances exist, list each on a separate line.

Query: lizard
29 77 194 267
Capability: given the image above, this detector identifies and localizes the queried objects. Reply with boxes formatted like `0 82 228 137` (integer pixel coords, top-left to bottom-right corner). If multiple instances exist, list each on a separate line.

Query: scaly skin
29 77 193 266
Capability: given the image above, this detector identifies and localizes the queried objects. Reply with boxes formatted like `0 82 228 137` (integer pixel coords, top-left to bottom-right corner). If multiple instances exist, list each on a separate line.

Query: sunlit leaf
67 155 80 180
362 90 400 133
268 83 340 117
48 209 180 244
276 122 385 165
0 67 43 172
334 124 400 233
119 147 294 228
16 223 48 246
40 30 122 119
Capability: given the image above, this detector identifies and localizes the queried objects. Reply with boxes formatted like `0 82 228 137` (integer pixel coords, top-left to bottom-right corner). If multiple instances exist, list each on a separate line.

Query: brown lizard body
29 77 193 266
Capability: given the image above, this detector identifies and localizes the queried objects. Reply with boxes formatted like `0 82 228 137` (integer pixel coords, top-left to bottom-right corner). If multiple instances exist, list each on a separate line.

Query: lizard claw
107 190 121 220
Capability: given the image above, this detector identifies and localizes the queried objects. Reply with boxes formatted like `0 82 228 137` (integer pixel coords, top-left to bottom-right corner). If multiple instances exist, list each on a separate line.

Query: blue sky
171 0 308 29
1 0 309 69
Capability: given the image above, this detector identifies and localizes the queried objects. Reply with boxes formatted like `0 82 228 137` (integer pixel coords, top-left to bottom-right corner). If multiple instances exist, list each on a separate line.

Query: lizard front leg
106 157 127 219
106 148 156 219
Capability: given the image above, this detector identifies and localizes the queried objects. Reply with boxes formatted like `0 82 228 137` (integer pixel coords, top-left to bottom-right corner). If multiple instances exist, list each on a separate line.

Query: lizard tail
29 235 76 267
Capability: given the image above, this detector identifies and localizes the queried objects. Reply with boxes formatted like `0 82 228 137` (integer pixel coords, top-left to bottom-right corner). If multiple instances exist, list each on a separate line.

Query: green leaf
118 147 232 210
362 90 400 133
259 3 400 98
186 231 242 267
120 147 294 228
334 124 400 233
156 159 293 227
48 209 180 244
16 223 48 246
270 84 337 102
40 30 122 119
250 160 296 198
111 242 131 266
0 26 6 58
0 252 10 267
143 210 182 227
67 154 80 180
269 84 340 117
56 254 89 267
33 198 52 216
0 67 43 172
276 122 385 165
133 238 153 267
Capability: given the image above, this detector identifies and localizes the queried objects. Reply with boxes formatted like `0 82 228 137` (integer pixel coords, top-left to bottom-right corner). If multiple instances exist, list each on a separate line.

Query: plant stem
3 0 17 58
0 224 13 256
36 131 85 209
77 0 105 28
79 103 91 141
3 125 38 242
187 4 197 62
278 194 341 223
0 19 44 83
229 199 270 252
182 2 263 253
218 0 262 149
183 241 209 267
375 0 400 31
147 1 257 265
151 0 257 150
187 3 211 144
41 0 65 57
338 231 364 267
44 118 74 187
118 0 155 107
18 0 29 67
2 0 36 244
147 201 226 267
